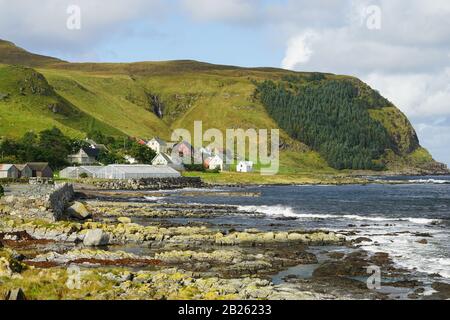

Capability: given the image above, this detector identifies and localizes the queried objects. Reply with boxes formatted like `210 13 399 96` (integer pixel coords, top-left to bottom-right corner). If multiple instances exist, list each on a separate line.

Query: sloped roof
15 164 31 171
153 153 173 163
82 147 100 158
27 163 51 171
0 164 16 171
173 141 193 150
150 137 167 146
61 166 104 174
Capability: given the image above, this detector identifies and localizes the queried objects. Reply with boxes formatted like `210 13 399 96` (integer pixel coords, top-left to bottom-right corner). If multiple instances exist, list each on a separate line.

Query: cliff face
0 39 446 174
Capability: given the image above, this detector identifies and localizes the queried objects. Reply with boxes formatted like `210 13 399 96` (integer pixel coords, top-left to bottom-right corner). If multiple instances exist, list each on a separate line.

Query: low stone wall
0 183 74 221
91 177 204 190
48 183 75 220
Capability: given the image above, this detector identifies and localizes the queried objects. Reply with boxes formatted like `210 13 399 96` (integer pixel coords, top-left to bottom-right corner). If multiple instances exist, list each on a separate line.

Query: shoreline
1 184 449 300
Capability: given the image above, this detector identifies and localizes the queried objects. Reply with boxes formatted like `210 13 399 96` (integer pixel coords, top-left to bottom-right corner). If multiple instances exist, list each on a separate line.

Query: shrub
79 173 88 179
184 164 206 172
0 184 4 198
206 168 221 174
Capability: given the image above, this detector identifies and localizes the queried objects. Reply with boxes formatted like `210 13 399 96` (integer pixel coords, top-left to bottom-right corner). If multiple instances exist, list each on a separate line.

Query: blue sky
1 0 449 165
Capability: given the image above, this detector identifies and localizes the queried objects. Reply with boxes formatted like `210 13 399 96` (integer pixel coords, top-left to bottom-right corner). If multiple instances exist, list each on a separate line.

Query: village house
0 164 20 179
26 163 53 178
15 164 33 178
85 138 108 151
204 155 225 171
152 153 184 171
237 161 254 173
152 153 173 166
172 141 194 158
68 147 100 165
147 137 168 154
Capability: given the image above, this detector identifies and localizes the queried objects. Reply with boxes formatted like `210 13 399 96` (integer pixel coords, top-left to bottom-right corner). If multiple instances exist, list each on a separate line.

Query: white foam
237 205 440 225
144 196 166 202
408 179 450 184
237 205 299 218
361 237 450 280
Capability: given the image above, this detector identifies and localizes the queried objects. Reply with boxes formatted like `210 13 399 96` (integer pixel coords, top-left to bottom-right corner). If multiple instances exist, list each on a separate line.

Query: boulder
83 229 109 247
66 202 92 220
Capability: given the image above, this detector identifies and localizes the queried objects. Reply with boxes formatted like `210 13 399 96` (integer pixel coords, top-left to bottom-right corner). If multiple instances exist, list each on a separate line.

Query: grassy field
182 171 367 185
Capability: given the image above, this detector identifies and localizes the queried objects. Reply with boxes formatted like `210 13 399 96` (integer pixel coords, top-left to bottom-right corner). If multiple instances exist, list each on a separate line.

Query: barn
15 164 33 178
93 165 181 180
0 164 20 179
27 163 53 178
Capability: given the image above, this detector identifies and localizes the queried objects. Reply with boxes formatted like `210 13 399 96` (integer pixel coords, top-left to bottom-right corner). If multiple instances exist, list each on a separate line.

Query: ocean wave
408 179 450 184
144 196 166 202
237 205 441 225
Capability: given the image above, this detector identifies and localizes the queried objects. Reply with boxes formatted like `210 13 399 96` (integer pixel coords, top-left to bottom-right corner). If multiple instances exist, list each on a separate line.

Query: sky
0 0 449 165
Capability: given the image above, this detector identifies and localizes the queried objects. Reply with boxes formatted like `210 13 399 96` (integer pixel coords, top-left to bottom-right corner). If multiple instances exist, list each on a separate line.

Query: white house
68 147 100 165
0 164 19 179
152 153 184 171
204 155 224 171
152 153 173 166
237 161 253 173
147 137 168 154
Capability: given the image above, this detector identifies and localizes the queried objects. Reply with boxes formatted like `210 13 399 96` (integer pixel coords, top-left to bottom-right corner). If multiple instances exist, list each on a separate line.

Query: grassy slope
0 40 63 67
0 65 123 139
0 40 443 175
41 69 172 138
39 62 330 173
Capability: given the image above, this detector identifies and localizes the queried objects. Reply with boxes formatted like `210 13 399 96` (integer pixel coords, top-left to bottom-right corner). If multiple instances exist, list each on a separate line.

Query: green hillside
0 64 123 138
0 39 446 174
0 40 63 67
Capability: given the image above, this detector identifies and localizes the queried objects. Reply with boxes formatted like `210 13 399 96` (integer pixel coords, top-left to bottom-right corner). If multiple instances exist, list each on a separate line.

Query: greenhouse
59 166 104 179
93 165 181 180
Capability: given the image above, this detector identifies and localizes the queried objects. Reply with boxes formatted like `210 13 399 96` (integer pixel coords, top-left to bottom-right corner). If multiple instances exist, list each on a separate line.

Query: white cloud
364 70 450 118
414 121 450 164
181 0 260 24
0 0 166 55
281 31 317 70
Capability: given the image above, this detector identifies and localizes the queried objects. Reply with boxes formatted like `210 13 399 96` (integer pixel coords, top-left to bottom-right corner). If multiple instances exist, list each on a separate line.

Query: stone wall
47 183 75 220
91 177 204 190
0 183 74 221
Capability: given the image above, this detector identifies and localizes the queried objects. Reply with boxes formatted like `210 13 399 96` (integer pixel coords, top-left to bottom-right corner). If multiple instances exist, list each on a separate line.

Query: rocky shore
1 184 449 300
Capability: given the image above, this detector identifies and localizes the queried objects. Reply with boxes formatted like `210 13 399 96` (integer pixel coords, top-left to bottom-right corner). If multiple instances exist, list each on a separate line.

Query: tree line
0 128 156 169
256 78 391 170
